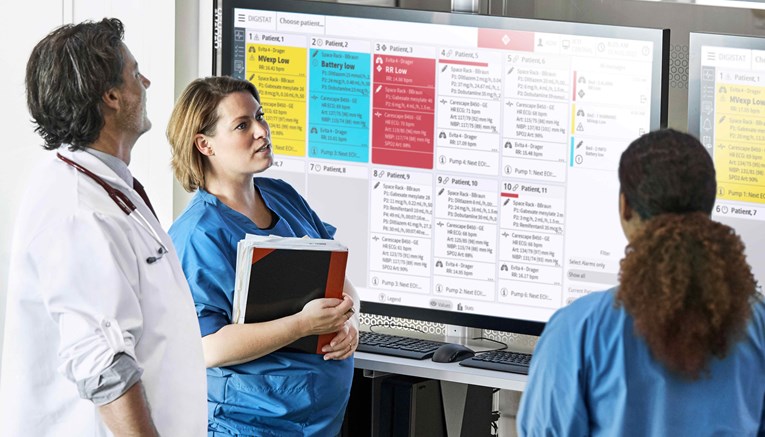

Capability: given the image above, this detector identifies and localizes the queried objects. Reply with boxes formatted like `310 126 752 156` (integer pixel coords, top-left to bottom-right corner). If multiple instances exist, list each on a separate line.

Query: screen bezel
215 0 669 337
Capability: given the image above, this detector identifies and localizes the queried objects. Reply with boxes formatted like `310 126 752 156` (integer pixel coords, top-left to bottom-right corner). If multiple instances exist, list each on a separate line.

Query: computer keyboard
357 331 447 360
458 350 532 375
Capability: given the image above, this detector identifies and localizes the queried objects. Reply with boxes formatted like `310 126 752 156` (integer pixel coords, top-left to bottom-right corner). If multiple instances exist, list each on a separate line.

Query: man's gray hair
26 18 125 151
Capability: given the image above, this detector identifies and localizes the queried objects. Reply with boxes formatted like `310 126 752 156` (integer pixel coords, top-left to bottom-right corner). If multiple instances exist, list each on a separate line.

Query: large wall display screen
689 32 765 294
216 0 668 334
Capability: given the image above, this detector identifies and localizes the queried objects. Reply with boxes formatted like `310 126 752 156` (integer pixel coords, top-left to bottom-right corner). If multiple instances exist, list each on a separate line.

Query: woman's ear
619 192 643 242
619 192 632 222
195 134 215 157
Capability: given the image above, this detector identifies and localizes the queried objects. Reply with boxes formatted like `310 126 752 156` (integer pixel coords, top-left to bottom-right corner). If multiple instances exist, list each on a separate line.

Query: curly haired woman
518 129 765 436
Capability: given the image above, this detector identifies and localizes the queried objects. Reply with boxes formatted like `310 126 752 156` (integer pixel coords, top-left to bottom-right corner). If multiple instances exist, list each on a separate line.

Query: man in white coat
0 18 207 436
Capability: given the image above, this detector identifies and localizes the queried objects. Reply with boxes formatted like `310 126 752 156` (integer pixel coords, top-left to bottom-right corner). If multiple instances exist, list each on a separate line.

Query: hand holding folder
299 294 354 333
233 235 349 354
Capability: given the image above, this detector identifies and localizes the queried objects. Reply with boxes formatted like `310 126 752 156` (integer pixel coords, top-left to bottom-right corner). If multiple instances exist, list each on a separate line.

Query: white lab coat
0 149 207 436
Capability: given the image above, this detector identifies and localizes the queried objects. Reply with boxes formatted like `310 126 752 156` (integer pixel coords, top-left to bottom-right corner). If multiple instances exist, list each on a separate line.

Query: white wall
0 0 179 360
0 0 61 364
171 0 211 217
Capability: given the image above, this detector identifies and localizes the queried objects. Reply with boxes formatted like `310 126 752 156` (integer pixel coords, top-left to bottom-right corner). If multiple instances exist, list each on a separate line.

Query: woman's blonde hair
167 76 260 192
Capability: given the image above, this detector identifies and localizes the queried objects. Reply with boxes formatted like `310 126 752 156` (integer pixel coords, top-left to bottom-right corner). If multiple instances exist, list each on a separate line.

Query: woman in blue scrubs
518 129 765 436
166 76 359 436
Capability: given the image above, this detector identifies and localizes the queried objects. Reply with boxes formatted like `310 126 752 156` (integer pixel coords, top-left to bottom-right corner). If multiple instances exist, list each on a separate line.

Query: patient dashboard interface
693 39 765 292
226 4 666 323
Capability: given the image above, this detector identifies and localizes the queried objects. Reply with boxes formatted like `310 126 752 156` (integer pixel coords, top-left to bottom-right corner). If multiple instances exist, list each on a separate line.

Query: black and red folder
233 235 348 354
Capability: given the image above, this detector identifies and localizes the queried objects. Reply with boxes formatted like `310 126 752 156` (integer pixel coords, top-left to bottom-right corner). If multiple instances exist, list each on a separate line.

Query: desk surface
354 351 527 392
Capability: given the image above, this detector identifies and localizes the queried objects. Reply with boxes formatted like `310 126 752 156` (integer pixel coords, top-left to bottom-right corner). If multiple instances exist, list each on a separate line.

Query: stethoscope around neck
57 153 168 264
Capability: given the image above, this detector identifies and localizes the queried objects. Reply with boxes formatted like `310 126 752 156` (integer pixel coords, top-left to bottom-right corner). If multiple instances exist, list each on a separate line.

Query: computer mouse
432 343 475 363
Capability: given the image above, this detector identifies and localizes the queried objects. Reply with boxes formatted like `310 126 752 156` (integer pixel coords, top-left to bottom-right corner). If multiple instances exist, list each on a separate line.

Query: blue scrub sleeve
281 180 335 239
517 308 590 437
321 221 337 239
178 230 238 337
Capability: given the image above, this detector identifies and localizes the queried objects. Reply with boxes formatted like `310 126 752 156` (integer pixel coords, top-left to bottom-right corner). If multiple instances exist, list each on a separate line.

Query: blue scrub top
170 178 353 437
518 288 765 437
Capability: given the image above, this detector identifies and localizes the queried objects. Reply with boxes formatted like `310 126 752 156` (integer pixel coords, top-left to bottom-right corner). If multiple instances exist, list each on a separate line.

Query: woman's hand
297 294 354 337
201 291 356 368
321 319 358 361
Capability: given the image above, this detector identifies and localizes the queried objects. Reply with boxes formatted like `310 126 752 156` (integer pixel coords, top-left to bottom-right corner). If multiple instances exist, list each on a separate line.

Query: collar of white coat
56 147 166 237
83 147 133 187
57 147 133 194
